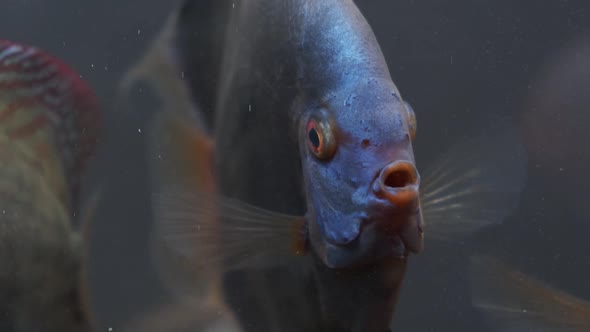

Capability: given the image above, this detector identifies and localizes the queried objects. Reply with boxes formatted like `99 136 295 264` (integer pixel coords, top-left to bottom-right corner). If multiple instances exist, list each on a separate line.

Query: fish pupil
308 128 321 149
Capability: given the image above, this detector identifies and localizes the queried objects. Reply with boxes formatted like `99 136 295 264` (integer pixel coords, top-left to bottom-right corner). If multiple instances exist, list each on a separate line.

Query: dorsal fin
172 0 234 130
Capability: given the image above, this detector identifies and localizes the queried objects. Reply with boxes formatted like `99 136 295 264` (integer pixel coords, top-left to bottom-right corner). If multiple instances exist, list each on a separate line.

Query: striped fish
0 40 101 331
0 40 100 214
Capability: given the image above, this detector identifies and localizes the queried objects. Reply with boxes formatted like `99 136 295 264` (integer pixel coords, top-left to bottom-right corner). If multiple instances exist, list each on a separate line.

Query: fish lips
312 209 424 269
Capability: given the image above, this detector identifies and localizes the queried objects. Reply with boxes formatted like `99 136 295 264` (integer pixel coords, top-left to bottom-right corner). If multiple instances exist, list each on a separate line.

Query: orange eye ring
306 113 336 160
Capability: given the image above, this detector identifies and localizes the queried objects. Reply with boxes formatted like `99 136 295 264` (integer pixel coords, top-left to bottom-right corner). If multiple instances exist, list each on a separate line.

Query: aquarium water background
2 0 590 331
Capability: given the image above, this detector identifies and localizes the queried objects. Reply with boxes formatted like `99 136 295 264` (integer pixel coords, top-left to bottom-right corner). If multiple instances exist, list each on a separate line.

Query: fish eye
404 101 417 140
306 114 336 160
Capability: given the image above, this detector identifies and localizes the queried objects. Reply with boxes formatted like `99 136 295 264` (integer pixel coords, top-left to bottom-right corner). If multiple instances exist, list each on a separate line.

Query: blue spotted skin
174 1 417 331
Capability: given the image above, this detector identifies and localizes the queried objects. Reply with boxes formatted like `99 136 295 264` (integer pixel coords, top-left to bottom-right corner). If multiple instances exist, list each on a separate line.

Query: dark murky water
2 0 589 331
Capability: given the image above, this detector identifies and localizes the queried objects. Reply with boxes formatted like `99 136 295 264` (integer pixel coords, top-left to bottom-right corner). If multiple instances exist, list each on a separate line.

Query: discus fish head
299 78 422 269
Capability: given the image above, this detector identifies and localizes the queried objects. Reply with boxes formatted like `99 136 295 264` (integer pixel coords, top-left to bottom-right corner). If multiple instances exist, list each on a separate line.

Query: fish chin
311 209 423 269
397 208 424 253
314 222 407 269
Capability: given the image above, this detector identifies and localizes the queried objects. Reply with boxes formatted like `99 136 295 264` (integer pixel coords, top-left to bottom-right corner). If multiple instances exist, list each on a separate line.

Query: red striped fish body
0 40 100 213
0 41 100 331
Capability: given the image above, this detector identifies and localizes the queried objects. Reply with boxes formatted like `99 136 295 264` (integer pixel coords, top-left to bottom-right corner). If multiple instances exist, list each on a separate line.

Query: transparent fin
117 5 201 120
121 296 242 332
470 255 590 331
153 186 306 272
148 111 306 280
420 120 527 241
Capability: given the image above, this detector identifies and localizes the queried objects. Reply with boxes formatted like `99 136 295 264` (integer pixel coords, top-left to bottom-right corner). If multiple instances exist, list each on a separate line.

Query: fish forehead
322 79 409 146
298 0 392 85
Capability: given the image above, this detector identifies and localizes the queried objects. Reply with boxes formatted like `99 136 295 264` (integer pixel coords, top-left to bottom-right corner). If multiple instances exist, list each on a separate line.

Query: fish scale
0 40 100 212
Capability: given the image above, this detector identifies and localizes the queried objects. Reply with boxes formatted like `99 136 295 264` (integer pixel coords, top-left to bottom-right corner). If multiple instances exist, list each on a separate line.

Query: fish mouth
316 209 423 269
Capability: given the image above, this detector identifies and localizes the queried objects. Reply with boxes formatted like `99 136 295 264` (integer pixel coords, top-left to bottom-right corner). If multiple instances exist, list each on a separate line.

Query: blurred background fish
464 35 590 332
470 255 590 331
118 1 527 331
0 40 101 331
